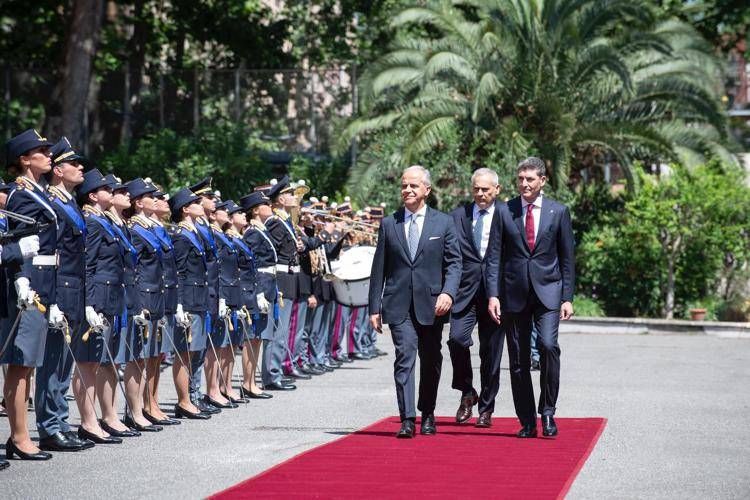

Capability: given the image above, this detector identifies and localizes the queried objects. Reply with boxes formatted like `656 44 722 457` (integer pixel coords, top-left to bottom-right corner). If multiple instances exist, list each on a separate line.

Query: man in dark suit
486 157 575 438
449 168 504 428
369 165 462 438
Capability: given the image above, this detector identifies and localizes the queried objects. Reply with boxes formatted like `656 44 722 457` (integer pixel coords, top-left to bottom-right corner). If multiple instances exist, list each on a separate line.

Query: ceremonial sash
131 224 162 257
196 222 218 258
110 222 138 267
0 216 6 232
53 197 87 236
214 230 235 253
251 226 278 263
179 228 206 266
153 225 174 251
231 236 254 259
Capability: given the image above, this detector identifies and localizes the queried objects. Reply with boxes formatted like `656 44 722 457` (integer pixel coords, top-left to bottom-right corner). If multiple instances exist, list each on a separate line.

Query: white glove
175 303 189 327
18 235 40 259
133 311 149 326
14 277 36 309
85 306 104 331
48 304 66 329
256 293 270 314
219 298 228 317
236 308 248 320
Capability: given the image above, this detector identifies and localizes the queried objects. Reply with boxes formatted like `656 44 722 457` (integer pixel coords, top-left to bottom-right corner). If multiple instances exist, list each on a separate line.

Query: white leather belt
32 254 58 267
276 264 300 273
257 266 276 275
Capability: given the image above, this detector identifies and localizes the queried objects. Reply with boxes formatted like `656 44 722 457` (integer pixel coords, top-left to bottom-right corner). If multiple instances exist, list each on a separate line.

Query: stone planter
689 308 707 321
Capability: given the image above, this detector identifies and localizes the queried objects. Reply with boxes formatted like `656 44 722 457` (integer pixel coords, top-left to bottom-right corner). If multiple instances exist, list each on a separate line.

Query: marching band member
168 188 212 419
2 129 56 460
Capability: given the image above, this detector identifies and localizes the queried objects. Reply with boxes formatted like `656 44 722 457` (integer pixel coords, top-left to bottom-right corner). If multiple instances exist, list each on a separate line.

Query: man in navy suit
369 166 462 439
449 168 504 428
487 157 575 438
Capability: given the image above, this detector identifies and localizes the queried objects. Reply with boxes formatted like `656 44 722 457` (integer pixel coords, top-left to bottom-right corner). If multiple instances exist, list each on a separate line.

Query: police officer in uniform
186 178 221 416
2 129 57 460
77 169 138 440
168 188 211 420
241 191 291 391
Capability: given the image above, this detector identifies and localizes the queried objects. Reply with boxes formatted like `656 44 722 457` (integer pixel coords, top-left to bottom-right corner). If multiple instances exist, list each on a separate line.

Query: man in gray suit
369 166 462 438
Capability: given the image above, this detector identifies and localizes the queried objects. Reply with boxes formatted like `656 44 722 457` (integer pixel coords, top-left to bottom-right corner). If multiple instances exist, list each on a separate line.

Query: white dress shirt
472 202 495 258
521 195 542 242
404 204 427 241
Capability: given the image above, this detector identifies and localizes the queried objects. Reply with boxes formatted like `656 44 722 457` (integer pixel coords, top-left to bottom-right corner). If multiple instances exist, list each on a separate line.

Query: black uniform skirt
0 307 47 367
159 315 175 355
141 318 162 358
173 311 206 353
71 315 108 363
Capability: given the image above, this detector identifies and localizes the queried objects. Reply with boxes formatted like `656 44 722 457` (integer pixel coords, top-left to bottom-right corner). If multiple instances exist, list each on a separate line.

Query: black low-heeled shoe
78 427 122 444
143 411 181 426
122 415 163 432
0 458 9 470
221 392 249 404
5 439 52 461
204 395 238 409
174 405 211 420
239 386 273 399
99 420 141 437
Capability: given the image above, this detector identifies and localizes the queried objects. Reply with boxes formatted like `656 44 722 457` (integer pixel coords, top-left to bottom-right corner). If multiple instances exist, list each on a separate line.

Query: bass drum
330 246 376 307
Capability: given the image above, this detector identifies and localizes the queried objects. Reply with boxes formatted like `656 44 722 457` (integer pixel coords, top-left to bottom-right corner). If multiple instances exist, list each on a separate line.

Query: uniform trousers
262 298 292 386
308 301 333 365
286 299 309 372
35 323 79 438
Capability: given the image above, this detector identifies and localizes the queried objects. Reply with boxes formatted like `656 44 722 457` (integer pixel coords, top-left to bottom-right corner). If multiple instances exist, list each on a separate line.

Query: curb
559 316 750 338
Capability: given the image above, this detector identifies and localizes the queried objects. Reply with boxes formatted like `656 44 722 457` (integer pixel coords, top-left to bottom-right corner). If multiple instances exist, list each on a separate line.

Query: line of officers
0 129 384 469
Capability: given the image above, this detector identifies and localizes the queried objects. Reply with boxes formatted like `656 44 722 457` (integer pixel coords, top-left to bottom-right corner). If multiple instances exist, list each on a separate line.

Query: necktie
525 204 535 252
408 213 420 261
473 209 487 256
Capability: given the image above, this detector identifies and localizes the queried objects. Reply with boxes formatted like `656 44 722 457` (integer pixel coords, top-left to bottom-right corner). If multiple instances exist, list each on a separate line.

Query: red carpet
212 416 606 499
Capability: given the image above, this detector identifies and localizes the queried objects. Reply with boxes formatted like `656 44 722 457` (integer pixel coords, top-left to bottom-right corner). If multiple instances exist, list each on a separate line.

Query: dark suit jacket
450 202 502 313
368 206 461 326
486 196 575 312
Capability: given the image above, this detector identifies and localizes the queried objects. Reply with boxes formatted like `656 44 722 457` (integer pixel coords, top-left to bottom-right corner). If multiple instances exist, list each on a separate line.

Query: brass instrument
300 207 379 230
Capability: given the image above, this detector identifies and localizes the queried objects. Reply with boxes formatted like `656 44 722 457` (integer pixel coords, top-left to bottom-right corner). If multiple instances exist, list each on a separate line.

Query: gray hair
403 165 432 187
471 168 499 186
517 156 547 177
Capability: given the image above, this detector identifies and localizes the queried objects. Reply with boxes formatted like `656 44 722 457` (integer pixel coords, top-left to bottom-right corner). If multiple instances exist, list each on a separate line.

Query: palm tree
342 0 734 193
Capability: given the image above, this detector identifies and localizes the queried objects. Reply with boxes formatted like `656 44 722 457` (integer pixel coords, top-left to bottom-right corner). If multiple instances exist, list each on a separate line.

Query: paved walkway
1 331 749 499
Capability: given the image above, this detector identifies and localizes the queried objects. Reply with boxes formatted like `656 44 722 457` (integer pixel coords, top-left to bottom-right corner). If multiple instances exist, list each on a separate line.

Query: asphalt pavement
1 330 748 499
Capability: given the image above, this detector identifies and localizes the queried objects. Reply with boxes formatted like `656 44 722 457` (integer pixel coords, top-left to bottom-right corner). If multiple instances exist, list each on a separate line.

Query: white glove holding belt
14 277 37 309
219 298 228 318
85 306 104 331
236 308 248 320
256 293 270 314
175 303 189 327
48 304 66 329
18 235 40 259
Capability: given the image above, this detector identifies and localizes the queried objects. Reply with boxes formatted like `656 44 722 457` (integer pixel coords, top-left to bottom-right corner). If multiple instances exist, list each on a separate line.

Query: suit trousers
389 309 443 421
262 298 293 385
308 301 333 365
287 299 309 370
505 290 561 425
448 296 504 414
35 324 78 438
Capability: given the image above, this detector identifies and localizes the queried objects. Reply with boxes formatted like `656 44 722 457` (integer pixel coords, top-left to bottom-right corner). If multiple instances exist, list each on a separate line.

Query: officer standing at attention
168 188 211 420
187 178 221 416
38 138 94 451
2 129 57 460
241 190 290 391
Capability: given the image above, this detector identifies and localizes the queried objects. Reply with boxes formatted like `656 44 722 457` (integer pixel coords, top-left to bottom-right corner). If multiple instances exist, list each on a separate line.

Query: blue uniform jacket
244 225 277 303
173 226 209 314
154 223 178 314
50 191 86 324
84 212 126 317
215 228 240 308
129 218 165 317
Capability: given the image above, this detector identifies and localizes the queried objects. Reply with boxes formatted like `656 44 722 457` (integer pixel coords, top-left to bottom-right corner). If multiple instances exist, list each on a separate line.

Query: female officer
169 188 211 419
1 129 55 461
126 179 169 428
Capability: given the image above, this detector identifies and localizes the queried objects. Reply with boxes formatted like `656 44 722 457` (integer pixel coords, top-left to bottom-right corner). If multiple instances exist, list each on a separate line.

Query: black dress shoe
122 415 163 432
396 420 416 439
287 369 311 380
78 427 122 444
326 360 342 368
315 363 334 373
204 395 238 409
265 382 297 391
455 390 478 424
143 411 181 426
238 386 273 399
64 430 95 450
335 355 353 363
349 352 369 361
194 399 221 414
374 348 388 357
542 415 558 437
6 439 52 460
475 412 492 428
39 432 84 452
299 364 316 375
222 392 249 404
420 414 437 435
517 423 538 438
174 405 211 420
0 459 8 470
100 420 141 437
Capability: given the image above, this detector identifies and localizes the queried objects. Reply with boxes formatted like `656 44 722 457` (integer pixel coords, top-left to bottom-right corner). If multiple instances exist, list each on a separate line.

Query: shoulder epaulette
14 176 30 191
